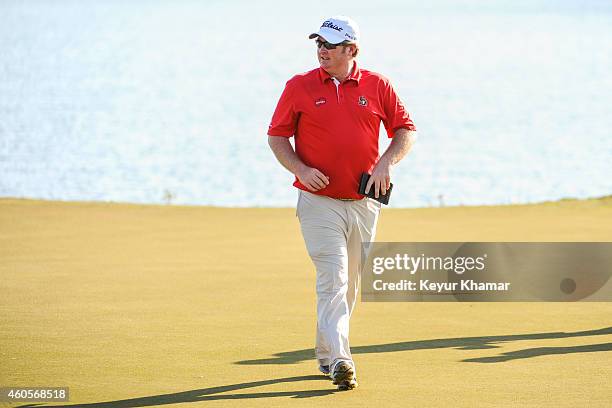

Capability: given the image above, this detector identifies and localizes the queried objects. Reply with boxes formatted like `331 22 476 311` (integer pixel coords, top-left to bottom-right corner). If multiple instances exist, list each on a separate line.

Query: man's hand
296 164 330 192
365 129 416 198
365 158 392 198
268 136 329 191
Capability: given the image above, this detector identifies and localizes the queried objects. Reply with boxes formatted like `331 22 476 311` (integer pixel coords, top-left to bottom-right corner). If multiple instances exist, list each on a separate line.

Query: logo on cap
322 21 343 32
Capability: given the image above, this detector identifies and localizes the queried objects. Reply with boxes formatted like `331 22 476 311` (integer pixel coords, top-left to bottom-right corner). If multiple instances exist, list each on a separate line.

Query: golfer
267 16 417 391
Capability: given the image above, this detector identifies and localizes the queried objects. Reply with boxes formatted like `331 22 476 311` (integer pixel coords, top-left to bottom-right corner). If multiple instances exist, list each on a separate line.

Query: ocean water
1 0 611 207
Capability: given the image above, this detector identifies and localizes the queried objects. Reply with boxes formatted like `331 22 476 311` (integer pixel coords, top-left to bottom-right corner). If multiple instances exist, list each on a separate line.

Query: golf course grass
1 197 611 407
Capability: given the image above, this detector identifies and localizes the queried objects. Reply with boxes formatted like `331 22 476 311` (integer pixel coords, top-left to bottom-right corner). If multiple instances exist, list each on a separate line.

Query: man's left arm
365 128 416 198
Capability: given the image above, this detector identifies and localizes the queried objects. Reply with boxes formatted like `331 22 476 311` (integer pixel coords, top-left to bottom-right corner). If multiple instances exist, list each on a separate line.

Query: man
267 16 417 391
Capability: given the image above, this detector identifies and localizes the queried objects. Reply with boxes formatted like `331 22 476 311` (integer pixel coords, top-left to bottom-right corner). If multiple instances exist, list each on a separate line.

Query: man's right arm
267 136 329 192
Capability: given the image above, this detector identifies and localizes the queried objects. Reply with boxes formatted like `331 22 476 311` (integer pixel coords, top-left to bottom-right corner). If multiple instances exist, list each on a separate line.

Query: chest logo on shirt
358 96 368 106
314 97 327 107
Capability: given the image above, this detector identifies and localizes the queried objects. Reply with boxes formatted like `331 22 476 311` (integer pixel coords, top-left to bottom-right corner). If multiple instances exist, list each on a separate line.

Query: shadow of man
235 327 612 365
17 375 335 408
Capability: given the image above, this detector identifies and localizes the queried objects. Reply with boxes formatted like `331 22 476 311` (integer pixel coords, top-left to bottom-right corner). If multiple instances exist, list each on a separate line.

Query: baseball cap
308 16 360 45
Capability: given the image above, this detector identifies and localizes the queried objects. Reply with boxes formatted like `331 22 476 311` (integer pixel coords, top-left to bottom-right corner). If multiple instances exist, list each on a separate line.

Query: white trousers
296 190 381 374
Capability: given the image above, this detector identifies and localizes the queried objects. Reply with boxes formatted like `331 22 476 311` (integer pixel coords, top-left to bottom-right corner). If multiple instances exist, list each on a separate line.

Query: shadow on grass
462 342 612 362
16 375 335 408
236 327 612 365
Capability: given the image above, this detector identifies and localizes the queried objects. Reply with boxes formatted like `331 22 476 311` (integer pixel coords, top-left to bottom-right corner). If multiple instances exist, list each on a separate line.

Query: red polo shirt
268 63 416 199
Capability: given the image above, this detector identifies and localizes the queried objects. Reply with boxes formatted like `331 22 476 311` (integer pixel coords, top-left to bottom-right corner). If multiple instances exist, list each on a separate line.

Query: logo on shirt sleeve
358 96 368 106
315 97 327 107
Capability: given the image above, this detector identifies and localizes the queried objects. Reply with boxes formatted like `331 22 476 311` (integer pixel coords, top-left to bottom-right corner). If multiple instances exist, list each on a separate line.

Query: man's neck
326 60 355 82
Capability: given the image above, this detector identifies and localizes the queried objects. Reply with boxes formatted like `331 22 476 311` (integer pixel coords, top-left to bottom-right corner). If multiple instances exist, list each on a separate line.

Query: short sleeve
380 79 417 138
267 79 299 137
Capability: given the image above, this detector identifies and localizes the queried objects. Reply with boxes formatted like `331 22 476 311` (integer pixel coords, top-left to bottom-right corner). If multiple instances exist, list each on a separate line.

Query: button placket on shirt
331 78 341 104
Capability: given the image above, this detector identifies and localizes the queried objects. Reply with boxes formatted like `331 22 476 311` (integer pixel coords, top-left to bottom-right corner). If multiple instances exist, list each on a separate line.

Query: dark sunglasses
315 38 349 50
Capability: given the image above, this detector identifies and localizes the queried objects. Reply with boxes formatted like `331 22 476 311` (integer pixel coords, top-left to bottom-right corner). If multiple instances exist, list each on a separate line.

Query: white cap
308 16 360 44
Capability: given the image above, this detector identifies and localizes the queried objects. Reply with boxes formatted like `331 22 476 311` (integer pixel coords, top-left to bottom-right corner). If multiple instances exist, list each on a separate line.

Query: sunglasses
315 38 349 50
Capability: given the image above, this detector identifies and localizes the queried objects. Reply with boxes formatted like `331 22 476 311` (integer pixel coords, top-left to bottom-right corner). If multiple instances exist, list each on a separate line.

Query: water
1 0 611 207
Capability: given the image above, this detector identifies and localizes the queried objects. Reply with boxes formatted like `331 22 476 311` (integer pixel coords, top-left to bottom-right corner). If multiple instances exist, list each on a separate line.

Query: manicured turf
1 197 611 407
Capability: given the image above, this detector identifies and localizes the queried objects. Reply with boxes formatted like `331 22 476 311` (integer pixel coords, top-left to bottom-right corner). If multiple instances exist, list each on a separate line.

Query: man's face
316 36 353 71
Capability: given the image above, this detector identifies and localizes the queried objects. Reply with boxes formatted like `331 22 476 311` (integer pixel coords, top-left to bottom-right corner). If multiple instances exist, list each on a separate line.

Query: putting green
1 197 611 407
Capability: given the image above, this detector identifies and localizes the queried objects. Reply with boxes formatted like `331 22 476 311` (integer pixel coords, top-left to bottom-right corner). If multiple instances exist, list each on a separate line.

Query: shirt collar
318 61 362 85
